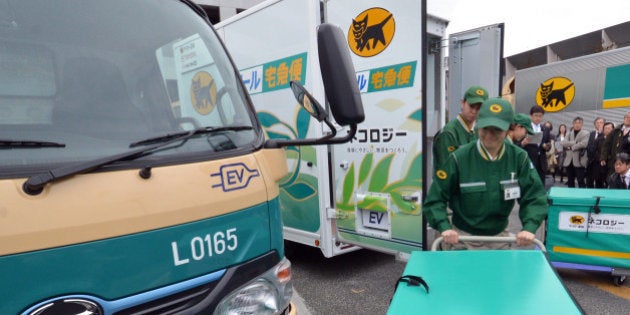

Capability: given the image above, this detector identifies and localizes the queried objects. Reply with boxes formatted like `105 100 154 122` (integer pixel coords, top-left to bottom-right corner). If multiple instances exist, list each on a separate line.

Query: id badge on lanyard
501 172 520 200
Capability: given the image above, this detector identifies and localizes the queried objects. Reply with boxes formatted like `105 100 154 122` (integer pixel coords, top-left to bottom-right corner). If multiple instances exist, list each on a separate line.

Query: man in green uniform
423 98 548 250
507 113 535 144
432 85 488 172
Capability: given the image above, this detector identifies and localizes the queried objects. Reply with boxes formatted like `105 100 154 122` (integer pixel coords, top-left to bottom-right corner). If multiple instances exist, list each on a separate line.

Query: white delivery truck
215 0 503 258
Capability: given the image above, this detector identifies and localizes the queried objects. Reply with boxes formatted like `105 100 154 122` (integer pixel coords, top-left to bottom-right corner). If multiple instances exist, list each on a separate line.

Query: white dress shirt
532 123 541 133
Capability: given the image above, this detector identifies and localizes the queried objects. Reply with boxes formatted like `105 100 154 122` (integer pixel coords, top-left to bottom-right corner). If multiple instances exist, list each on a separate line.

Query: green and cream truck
0 1 363 314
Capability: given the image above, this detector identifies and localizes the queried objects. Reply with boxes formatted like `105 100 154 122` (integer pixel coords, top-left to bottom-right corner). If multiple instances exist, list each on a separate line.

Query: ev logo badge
190 71 217 115
211 163 260 192
348 7 395 57
535 77 575 112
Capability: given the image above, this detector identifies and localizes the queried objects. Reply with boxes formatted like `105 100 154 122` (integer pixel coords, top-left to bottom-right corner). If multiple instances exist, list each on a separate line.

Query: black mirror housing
317 23 365 126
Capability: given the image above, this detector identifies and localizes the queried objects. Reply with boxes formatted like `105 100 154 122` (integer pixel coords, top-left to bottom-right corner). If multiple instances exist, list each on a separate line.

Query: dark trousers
586 161 606 188
566 164 586 188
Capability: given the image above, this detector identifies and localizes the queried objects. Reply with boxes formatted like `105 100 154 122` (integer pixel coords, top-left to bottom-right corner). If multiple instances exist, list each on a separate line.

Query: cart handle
431 235 546 252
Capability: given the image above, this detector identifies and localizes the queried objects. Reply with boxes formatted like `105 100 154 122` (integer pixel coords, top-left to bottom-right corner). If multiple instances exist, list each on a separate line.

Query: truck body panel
513 45 630 126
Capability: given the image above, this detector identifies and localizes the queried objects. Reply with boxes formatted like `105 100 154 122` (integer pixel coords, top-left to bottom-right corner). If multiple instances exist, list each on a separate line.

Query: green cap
463 85 489 105
513 113 535 135
477 97 514 131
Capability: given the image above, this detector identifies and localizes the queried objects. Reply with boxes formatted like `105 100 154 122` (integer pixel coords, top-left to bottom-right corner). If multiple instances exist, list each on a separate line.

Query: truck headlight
215 258 293 315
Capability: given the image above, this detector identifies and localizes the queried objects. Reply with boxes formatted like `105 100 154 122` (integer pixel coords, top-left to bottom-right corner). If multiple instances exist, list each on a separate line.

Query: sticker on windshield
190 71 217 115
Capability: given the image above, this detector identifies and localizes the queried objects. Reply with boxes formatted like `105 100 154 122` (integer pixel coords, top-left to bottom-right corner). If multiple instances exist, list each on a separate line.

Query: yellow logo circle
190 71 217 116
476 89 485 96
447 146 456 152
347 7 395 57
570 215 585 224
436 170 447 180
489 104 502 113
535 77 575 113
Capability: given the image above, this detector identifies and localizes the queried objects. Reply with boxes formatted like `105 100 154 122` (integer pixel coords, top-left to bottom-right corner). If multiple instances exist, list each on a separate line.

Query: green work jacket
424 140 548 235
433 115 476 172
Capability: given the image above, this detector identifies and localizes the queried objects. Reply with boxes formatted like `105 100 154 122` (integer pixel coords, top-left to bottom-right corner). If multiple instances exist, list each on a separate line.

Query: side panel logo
190 71 217 115
348 7 395 57
570 215 585 224
535 77 575 112
211 163 260 192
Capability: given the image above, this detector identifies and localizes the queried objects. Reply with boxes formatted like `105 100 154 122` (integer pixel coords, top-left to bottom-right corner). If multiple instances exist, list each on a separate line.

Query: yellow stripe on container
602 98 630 108
553 246 630 259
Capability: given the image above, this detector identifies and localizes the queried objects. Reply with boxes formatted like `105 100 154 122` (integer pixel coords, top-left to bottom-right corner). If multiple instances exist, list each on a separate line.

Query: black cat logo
190 71 217 115
570 215 585 224
535 77 575 112
348 7 395 57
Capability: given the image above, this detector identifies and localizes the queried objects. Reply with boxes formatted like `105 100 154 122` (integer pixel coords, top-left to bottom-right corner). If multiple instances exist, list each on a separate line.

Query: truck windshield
0 0 259 178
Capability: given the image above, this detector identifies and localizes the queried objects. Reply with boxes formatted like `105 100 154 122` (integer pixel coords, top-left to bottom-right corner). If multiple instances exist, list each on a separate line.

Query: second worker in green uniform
423 97 548 250
432 85 489 172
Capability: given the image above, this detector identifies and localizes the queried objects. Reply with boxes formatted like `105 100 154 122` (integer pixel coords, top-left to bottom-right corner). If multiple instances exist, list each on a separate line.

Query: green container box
547 187 630 268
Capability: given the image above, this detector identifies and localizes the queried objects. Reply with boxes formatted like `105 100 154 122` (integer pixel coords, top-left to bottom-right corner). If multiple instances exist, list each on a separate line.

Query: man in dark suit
586 117 605 188
519 105 552 184
602 112 630 178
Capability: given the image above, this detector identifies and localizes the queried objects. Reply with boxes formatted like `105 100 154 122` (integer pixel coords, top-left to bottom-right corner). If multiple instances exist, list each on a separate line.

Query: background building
194 0 265 24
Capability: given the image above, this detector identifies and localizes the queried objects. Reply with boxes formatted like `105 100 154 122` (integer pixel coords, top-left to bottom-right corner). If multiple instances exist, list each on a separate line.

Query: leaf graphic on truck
336 152 422 215
258 107 320 232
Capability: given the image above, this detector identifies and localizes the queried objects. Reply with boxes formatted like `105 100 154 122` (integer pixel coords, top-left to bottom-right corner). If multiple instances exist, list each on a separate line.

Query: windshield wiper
22 125 254 195
1 139 66 148
22 130 197 195
129 125 253 148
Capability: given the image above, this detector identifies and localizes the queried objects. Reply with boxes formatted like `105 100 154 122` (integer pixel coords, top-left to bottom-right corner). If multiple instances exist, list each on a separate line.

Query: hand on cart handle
516 230 536 247
440 229 459 245
431 235 546 251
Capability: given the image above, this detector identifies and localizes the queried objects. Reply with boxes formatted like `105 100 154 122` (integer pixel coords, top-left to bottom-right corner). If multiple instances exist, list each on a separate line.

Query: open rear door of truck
447 23 504 117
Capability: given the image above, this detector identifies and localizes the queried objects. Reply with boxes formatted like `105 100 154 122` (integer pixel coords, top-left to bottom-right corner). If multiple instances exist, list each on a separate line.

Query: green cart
387 236 583 314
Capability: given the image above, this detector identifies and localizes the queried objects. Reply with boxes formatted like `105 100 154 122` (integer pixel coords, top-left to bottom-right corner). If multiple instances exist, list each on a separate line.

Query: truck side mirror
264 23 364 148
290 81 327 122
316 23 364 126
